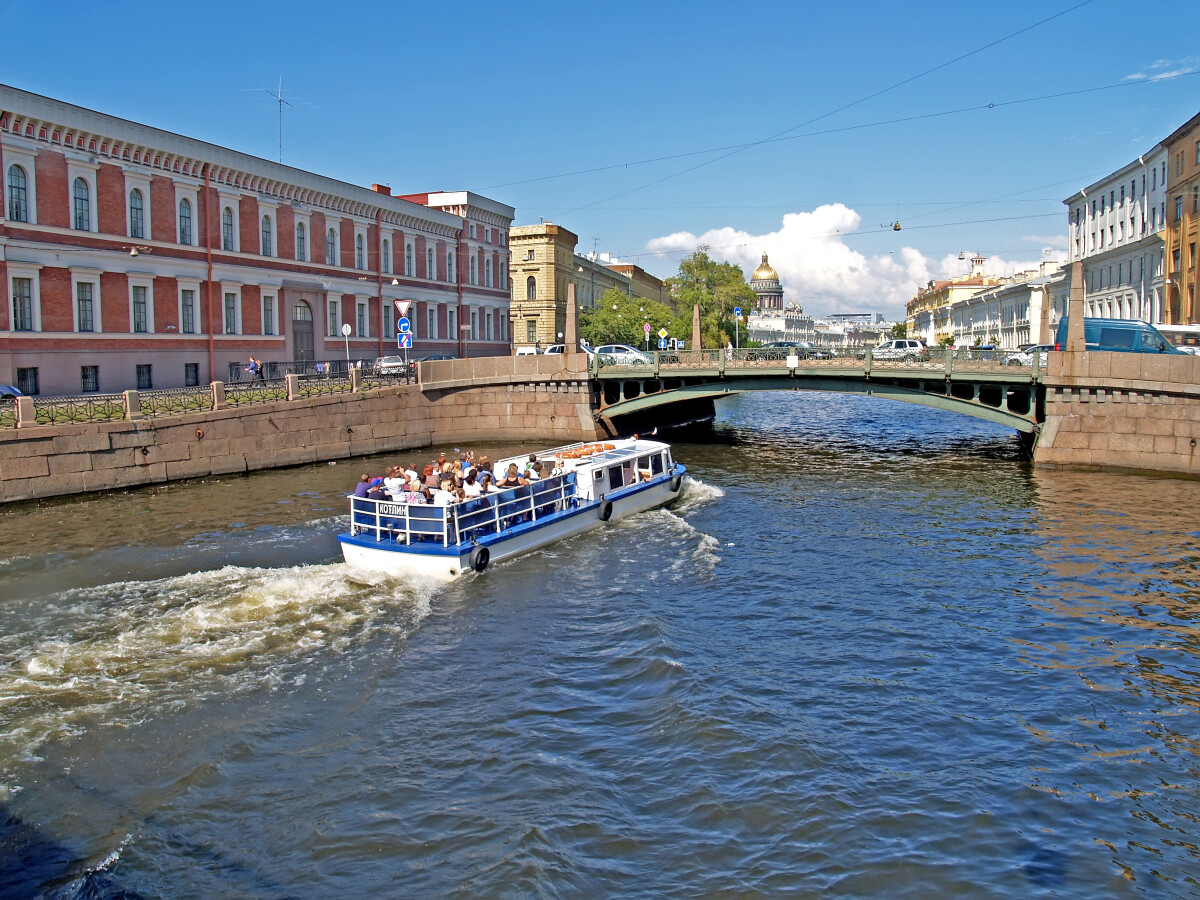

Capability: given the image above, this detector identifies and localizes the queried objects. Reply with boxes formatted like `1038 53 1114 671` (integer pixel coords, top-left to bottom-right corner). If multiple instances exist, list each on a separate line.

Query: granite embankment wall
1036 352 1200 476
0 357 600 503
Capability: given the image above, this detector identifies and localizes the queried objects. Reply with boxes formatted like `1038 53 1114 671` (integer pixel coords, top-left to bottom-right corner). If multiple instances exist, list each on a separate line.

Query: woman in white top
461 469 483 497
383 466 407 499
432 479 456 507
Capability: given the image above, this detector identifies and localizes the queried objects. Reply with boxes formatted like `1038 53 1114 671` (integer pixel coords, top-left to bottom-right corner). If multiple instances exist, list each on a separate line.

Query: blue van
1054 318 1185 354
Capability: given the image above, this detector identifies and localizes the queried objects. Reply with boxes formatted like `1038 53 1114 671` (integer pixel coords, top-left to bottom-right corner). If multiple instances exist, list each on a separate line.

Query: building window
222 207 235 250
128 188 144 238
355 234 365 270
76 282 94 332
185 363 199 387
296 221 307 261
448 308 457 340
527 319 536 343
469 223 476 238
136 364 152 390
485 257 492 288
383 302 393 336
181 289 196 334
263 295 276 335
16 367 38 396
11 277 33 331
500 261 507 288
6 165 27 222
486 309 493 341
1177 196 1184 221
447 252 455 283
224 292 239 334
428 306 437 340
427 247 434 280
356 300 367 337
132 285 148 333
326 228 337 265
405 243 414 277
178 198 193 245
469 255 477 285
81 365 99 393
382 239 391 274
500 231 506 247
527 275 536 301
72 177 90 231
327 298 339 336
1194 187 1199 215
261 215 273 257
470 308 478 340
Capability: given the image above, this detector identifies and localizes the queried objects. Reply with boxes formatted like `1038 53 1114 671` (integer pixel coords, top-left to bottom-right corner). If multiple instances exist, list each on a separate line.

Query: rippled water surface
2 392 1200 897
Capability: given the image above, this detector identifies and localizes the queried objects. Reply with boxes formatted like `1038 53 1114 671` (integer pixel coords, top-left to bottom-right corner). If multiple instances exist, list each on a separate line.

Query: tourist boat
338 437 685 580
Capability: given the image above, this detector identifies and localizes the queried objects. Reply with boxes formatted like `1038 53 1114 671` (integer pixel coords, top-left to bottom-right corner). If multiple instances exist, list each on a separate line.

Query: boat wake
670 475 724 514
0 562 437 767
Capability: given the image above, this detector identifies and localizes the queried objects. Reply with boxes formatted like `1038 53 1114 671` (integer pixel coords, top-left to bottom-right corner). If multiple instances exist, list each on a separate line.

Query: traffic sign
658 338 667 350
395 299 411 317
658 328 668 339
397 316 411 334
398 332 412 349
643 322 652 334
733 306 742 318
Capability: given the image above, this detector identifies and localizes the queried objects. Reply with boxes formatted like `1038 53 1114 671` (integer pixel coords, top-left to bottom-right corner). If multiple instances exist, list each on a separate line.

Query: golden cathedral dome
751 252 779 283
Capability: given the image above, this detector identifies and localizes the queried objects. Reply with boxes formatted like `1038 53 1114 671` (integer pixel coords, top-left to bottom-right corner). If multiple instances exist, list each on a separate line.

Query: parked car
373 355 409 376
868 339 928 361
593 344 653 365
420 354 459 362
0 384 22 401
1054 318 1186 354
1178 346 1200 356
542 342 595 356
1004 343 1055 366
515 346 541 356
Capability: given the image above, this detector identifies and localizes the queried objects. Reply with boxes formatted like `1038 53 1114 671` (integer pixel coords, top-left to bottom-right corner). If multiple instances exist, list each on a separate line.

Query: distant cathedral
750 253 783 311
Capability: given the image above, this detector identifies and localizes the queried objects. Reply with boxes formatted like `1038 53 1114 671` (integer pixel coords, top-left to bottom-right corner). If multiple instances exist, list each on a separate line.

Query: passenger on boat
478 472 499 494
423 465 439 488
433 479 456 507
383 466 406 499
366 477 388 501
477 455 493 474
403 464 420 484
462 470 483 497
526 461 543 481
495 464 529 489
354 474 372 498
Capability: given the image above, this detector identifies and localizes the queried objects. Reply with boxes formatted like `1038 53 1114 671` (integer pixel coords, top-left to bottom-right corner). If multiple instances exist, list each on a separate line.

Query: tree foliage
578 288 680 349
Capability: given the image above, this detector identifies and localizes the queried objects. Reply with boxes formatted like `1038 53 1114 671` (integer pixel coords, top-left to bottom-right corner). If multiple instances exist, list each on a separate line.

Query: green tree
579 287 677 349
665 246 759 348
890 322 907 339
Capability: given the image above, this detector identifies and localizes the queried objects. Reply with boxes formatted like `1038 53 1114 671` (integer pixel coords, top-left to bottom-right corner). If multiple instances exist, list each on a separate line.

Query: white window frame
405 242 415 277
427 246 435 280
326 293 340 336
126 182 148 240
447 307 457 340
67 161 98 232
4 146 38 224
70 268 103 333
260 208 277 258
218 193 241 251
486 308 493 341
469 253 478 285
174 184 200 246
381 237 391 274
499 260 507 289
354 227 368 270
8 263 43 332
470 308 478 341
294 216 309 261
428 305 438 340
178 279 201 334
128 276 155 334
221 284 242 335
485 256 492 288
326 223 339 266
499 230 506 247
447 249 456 283
356 297 369 337
484 226 491 243
262 292 277 336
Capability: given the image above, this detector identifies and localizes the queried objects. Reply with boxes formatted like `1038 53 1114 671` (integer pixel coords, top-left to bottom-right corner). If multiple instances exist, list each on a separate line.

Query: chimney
370 184 391 195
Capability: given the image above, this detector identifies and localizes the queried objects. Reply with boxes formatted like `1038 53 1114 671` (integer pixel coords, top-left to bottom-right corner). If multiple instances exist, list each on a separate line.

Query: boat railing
348 474 579 547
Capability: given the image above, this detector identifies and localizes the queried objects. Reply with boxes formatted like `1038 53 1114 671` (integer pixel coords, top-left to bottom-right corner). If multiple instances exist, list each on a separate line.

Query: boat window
623 462 636 486
608 466 623 491
651 454 664 475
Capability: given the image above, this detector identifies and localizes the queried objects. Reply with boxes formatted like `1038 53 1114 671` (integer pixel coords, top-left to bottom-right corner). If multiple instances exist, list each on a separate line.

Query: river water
2 391 1199 898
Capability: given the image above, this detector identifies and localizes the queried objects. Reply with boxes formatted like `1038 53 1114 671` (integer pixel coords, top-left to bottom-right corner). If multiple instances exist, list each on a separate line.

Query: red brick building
0 85 514 395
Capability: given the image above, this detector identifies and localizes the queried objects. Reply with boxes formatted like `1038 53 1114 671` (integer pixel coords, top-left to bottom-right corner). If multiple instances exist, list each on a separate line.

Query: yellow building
905 256 1000 345
508 224 671 350
1164 111 1200 332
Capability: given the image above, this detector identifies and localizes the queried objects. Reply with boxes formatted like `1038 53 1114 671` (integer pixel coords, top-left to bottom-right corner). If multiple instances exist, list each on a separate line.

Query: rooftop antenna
263 77 293 163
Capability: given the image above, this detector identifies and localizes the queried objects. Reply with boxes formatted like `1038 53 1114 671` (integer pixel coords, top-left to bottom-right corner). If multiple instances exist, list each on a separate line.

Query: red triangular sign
395 299 411 317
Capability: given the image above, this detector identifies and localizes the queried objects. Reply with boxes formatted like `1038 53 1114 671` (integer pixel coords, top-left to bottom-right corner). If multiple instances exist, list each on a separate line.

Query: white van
515 346 541 356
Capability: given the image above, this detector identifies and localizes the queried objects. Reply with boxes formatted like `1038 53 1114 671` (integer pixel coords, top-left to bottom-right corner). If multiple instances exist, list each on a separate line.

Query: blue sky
4 0 1199 317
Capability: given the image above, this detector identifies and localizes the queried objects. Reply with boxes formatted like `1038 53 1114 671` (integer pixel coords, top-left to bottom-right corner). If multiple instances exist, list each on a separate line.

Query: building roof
751 252 779 283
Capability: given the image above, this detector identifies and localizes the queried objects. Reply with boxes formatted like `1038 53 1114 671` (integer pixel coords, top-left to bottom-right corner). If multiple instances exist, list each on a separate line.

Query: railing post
863 347 872 376
15 396 35 427
944 346 953 377
350 367 362 392
123 389 145 420
286 373 301 401
1033 351 1042 380
212 380 226 410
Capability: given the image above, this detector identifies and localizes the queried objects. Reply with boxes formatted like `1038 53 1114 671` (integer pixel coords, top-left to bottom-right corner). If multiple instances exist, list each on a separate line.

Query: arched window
295 222 306 261
326 228 337 265
469 255 477 285
500 261 507 288
72 177 90 231
293 300 313 321
527 275 536 301
405 243 414 277
426 247 434 280
382 239 391 274
7 165 28 222
128 189 144 238
355 234 365 269
261 215 273 257
485 257 492 287
178 198 193 245
222 207 235 250
447 251 455 283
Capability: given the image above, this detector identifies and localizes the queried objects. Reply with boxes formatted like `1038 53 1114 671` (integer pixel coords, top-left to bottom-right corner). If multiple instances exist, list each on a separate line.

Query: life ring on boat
598 499 613 521
470 545 490 573
601 443 615 451
670 473 682 492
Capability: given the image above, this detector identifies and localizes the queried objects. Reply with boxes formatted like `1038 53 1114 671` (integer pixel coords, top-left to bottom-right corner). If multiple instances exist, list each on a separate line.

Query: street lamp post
341 322 352 373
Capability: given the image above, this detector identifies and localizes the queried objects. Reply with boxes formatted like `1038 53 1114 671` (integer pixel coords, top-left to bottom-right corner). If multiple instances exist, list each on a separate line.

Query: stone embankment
0 356 599 504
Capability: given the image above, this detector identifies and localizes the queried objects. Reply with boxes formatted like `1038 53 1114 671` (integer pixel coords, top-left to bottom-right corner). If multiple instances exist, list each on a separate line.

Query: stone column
212 381 226 409
15 396 34 427
691 304 702 350
1066 260 1086 352
286 373 301 400
350 366 362 392
565 282 580 372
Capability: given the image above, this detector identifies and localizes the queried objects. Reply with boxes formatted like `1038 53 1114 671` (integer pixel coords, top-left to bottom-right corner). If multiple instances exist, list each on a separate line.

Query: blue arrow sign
658 338 667 349
398 332 412 349
397 316 411 334
733 306 742 318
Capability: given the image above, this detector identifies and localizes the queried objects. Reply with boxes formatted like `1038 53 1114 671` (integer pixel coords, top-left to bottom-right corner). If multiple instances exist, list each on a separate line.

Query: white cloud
1125 56 1199 82
645 204 1064 321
